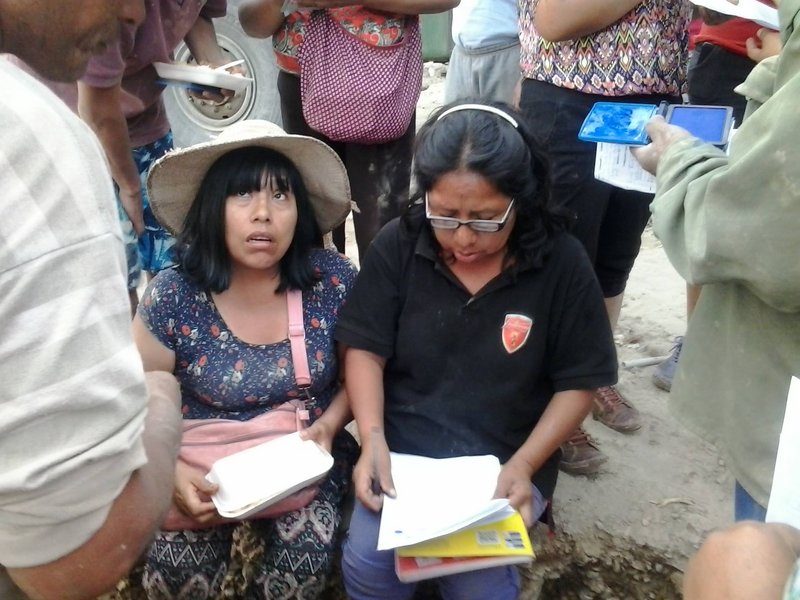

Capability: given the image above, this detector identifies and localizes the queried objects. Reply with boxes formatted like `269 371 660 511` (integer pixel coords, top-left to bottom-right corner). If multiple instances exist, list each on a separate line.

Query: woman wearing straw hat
131 120 359 598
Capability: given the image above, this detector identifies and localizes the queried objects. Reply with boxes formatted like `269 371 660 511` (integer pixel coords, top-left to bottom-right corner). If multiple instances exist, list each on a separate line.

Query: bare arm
299 343 354 451
240 0 457 38
183 15 229 66
77 82 144 235
343 0 459 14
277 0 457 16
534 0 642 42
239 0 286 38
8 372 182 600
684 521 800 600
346 348 395 511
494 389 593 524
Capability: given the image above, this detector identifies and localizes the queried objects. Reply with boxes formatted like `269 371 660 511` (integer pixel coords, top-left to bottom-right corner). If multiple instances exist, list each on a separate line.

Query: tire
164 0 282 147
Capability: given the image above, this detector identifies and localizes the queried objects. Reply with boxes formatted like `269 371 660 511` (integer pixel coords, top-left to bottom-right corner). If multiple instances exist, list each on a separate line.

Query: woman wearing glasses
334 101 617 599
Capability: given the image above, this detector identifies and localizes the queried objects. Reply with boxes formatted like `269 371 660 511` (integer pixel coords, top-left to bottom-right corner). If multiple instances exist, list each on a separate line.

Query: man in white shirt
0 2 183 598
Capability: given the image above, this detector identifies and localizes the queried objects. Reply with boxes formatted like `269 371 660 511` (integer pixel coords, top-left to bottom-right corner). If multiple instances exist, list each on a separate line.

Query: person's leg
342 501 417 600
115 198 142 315
473 42 521 105
248 499 337 598
278 70 350 253
141 524 236 598
593 184 652 305
446 42 521 105
248 430 357 598
437 564 520 600
734 481 768 522
520 80 612 471
590 184 653 432
519 81 607 263
444 44 476 104
436 486 544 600
135 132 176 277
344 119 415 258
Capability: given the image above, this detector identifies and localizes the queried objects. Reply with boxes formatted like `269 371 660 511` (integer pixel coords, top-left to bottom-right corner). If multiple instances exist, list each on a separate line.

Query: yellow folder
396 511 534 559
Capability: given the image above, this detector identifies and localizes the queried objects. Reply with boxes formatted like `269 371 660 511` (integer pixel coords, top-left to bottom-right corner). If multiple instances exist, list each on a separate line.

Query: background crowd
1 0 799 599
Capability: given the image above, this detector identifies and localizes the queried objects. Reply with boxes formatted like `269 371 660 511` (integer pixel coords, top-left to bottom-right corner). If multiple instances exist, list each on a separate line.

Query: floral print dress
139 247 356 421
136 248 359 600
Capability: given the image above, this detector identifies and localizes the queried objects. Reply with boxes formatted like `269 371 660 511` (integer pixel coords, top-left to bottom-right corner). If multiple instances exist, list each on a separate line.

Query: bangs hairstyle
409 100 573 270
176 146 322 293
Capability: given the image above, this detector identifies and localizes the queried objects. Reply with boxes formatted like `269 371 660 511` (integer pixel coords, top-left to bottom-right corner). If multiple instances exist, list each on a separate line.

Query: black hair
408 100 574 271
176 146 322 293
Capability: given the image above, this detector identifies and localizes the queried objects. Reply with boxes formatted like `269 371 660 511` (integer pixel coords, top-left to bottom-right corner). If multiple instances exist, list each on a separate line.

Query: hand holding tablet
579 102 734 147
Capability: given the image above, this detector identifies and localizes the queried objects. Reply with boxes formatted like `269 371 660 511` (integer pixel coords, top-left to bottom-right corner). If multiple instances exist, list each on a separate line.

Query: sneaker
559 427 607 475
592 385 641 433
652 336 684 392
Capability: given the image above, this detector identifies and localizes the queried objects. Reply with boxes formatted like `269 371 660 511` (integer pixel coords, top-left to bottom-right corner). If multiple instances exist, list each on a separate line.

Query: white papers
377 453 514 551
766 377 800 528
689 0 779 30
206 432 333 519
153 62 253 93
594 142 657 193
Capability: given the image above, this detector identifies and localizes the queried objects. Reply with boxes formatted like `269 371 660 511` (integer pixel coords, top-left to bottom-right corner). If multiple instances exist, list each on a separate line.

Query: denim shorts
116 131 176 290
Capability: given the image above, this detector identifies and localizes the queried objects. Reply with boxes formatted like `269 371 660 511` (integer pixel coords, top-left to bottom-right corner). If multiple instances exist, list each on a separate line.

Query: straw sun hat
147 120 352 236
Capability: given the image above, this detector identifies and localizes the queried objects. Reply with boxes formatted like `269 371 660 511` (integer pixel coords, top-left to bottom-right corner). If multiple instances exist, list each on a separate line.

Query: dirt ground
517 224 732 598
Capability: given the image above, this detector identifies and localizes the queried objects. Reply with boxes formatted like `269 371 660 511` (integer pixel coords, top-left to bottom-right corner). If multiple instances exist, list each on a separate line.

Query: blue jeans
342 487 545 600
734 481 767 522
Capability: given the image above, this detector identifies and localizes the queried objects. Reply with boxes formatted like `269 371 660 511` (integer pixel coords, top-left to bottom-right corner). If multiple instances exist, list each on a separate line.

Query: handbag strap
287 289 312 389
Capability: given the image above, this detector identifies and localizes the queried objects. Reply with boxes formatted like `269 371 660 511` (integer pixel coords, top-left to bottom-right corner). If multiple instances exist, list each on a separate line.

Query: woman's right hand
173 460 220 524
352 428 395 512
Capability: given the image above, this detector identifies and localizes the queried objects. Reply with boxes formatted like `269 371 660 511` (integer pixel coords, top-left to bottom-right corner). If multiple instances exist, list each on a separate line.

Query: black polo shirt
335 217 617 499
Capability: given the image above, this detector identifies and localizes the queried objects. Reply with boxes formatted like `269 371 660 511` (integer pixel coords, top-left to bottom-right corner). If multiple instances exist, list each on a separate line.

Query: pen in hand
369 427 396 500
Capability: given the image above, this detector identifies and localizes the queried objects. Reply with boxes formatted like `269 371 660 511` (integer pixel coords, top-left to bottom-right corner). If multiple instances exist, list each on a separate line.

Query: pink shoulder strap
287 289 312 388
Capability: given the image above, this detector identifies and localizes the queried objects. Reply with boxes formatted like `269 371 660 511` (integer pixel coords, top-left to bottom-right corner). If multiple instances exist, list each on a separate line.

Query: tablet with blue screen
664 105 734 146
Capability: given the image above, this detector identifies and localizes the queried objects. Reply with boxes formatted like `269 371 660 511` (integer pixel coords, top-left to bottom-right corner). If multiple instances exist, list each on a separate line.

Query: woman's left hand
494 458 535 527
298 418 335 453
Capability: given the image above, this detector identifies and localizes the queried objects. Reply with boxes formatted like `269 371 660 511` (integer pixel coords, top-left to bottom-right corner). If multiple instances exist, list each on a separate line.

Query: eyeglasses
425 194 515 233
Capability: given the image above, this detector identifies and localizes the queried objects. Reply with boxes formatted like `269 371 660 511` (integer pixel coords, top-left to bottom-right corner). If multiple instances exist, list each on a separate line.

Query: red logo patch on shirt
502 314 533 354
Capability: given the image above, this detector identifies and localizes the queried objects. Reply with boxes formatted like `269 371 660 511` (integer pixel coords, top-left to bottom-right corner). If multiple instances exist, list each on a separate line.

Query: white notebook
206 432 333 519
377 453 514 551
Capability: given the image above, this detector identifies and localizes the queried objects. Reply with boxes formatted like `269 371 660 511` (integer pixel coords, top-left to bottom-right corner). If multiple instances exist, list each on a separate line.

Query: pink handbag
161 290 322 531
298 10 422 144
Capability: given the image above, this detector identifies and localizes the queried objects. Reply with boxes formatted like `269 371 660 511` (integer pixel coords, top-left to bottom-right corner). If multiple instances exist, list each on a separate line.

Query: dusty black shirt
335 217 617 499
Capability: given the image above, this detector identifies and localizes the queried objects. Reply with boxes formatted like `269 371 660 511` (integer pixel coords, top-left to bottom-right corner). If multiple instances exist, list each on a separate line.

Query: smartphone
664 104 734 146
577 102 659 146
